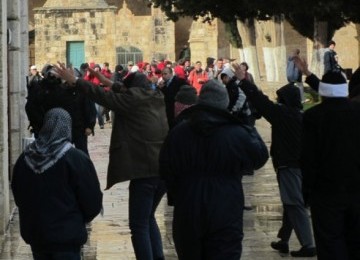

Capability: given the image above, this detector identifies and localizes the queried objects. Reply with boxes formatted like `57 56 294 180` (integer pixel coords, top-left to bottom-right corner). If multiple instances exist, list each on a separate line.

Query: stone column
0 0 10 235
7 0 29 174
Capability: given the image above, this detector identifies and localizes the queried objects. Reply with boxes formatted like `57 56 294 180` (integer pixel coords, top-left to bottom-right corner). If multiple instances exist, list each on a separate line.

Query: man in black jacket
159 80 269 259
233 64 316 257
324 40 341 75
294 58 360 259
158 67 188 129
25 64 96 156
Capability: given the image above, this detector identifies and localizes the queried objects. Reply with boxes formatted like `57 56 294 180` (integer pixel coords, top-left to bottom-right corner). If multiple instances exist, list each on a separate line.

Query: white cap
318 82 348 97
30 65 37 70
130 65 139 73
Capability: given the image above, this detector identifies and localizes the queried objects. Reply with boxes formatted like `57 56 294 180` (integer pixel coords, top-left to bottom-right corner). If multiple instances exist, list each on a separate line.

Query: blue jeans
95 103 104 127
129 177 166 260
32 251 81 260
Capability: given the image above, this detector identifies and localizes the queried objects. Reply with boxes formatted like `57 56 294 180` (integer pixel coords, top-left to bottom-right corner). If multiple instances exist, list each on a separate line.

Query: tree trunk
256 16 286 83
273 15 287 83
310 18 328 78
237 18 261 82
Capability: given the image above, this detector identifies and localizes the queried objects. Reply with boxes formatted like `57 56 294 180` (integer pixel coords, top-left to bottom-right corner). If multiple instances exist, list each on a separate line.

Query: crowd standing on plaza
13 41 360 259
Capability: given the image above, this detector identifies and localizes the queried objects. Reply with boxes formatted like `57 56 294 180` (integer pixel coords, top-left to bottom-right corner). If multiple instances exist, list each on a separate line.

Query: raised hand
232 63 246 81
53 62 77 86
293 56 312 76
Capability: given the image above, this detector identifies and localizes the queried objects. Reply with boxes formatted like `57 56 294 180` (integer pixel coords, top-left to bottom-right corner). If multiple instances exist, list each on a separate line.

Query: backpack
286 58 300 83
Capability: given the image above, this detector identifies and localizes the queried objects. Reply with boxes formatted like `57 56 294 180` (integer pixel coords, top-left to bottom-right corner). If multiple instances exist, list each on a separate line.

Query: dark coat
159 105 268 258
159 105 269 206
76 78 168 189
11 148 103 252
301 83 360 203
160 76 188 129
25 80 96 139
239 80 303 169
324 49 340 74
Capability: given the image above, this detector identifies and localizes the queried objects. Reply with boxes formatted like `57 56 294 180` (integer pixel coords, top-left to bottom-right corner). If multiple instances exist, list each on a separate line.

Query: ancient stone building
33 0 176 69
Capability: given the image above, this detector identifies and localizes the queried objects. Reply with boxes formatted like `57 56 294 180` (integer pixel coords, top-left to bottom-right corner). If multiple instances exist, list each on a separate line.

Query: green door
66 41 85 70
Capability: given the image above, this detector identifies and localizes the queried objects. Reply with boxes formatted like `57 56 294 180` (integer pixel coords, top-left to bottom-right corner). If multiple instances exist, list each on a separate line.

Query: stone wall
34 7 117 68
189 19 221 65
0 0 29 237
8 0 29 171
0 0 10 236
333 23 360 72
34 2 176 69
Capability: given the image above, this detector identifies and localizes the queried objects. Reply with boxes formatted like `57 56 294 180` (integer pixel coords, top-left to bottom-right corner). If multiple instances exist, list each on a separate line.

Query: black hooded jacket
239 80 303 169
159 105 269 206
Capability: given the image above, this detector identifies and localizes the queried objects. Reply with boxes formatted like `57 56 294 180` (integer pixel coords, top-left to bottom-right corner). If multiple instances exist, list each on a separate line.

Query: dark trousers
129 177 166 260
32 251 81 260
310 197 360 260
73 134 89 156
173 181 244 260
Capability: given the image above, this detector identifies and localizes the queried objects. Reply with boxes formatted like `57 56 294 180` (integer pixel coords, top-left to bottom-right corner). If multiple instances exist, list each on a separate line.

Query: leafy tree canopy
147 0 360 41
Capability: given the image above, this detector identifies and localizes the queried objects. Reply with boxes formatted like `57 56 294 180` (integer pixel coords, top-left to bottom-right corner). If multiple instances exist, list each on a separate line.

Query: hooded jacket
160 104 269 206
239 80 303 169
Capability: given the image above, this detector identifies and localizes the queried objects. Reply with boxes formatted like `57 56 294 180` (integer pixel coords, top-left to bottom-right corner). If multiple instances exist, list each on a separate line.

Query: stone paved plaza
0 119 317 260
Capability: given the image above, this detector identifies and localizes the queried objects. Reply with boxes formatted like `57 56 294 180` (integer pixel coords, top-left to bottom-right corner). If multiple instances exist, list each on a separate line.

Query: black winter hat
197 80 229 110
123 72 150 89
175 85 197 105
276 83 303 109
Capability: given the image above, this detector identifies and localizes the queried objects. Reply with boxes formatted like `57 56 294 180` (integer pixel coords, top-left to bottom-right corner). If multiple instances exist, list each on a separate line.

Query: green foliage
147 0 360 43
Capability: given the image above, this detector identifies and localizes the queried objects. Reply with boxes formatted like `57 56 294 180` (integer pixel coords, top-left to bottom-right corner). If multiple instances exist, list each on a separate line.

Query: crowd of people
12 42 360 260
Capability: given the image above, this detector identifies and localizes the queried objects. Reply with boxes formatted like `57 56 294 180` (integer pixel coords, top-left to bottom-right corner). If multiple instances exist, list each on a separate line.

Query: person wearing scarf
11 108 102 260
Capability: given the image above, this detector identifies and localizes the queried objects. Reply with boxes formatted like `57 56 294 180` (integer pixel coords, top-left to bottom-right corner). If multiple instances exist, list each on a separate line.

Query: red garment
174 65 186 80
174 102 193 118
84 74 101 86
157 62 166 71
188 69 209 95
101 68 112 79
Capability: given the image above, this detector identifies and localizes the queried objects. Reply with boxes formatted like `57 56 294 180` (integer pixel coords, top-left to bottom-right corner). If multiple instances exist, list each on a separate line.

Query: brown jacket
76 76 168 189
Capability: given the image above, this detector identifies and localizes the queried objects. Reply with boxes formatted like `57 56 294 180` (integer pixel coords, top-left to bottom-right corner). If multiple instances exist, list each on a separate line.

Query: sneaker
270 240 289 254
290 246 316 257
100 125 104 129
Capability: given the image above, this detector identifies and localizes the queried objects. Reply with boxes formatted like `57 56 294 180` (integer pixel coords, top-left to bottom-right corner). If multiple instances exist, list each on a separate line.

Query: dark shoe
270 240 289 254
290 246 316 257
100 125 104 129
244 205 253 211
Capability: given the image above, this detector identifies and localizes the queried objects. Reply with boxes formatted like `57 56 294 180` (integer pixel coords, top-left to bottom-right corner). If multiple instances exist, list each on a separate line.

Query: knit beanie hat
123 72 150 89
197 80 229 110
220 67 235 79
349 67 360 99
175 85 198 105
319 71 348 97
